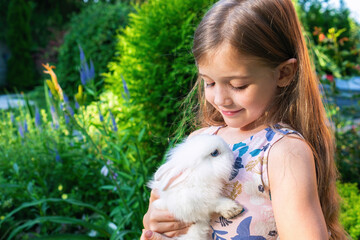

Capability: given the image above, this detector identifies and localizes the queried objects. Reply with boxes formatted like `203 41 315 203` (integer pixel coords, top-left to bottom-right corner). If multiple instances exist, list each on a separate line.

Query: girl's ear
276 58 297 87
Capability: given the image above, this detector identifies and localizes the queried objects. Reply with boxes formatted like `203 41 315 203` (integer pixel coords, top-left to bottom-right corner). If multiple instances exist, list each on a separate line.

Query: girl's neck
218 123 269 145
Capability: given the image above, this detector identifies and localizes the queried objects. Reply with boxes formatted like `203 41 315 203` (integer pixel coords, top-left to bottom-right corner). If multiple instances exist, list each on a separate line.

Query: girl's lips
221 109 243 116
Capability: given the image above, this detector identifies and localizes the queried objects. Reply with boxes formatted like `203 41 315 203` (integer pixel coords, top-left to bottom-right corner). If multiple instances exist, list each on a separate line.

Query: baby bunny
148 134 243 240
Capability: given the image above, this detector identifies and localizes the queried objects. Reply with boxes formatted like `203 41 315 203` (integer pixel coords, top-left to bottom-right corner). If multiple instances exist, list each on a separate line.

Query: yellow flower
58 184 63 191
75 85 86 105
0 216 5 220
61 194 68 200
42 63 64 101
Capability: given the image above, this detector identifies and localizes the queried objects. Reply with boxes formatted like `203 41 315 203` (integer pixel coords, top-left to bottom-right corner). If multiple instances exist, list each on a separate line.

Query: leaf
249 149 261 157
0 198 110 228
137 127 146 142
7 216 111 240
13 163 19 174
238 146 249 157
33 234 99 240
232 142 246 151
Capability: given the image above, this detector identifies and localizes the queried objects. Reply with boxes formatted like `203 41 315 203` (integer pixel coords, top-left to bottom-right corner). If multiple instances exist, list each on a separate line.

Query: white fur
148 134 243 239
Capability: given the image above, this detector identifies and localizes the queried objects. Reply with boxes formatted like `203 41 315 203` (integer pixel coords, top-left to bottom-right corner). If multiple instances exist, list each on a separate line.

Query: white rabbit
148 134 243 240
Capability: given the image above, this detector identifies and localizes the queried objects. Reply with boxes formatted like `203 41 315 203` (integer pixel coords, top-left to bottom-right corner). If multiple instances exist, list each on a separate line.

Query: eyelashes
204 81 248 91
232 84 249 91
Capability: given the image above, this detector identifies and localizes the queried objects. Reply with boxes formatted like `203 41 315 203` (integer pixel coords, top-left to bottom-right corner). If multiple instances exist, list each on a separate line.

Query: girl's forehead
197 44 276 80
197 43 268 69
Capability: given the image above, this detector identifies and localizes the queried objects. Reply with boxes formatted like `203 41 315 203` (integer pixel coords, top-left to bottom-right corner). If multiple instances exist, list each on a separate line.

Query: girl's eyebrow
199 73 249 80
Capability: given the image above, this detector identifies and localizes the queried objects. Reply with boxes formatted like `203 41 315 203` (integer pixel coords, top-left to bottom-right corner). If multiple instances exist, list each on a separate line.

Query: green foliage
295 0 360 185
105 0 216 159
29 0 84 50
298 0 360 77
0 79 153 239
338 182 360 240
57 1 131 96
0 0 9 42
6 0 37 90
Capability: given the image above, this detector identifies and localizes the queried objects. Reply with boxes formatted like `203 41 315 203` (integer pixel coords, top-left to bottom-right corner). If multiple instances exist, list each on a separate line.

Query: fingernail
145 230 153 238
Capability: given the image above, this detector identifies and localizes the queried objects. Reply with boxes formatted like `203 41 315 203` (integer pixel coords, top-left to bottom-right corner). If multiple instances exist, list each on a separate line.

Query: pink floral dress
201 124 302 240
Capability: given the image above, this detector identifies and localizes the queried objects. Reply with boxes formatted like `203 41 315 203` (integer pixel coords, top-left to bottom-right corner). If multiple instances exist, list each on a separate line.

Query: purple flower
74 99 80 109
113 172 118 180
63 93 69 104
65 115 70 124
23 120 28 134
10 113 15 124
99 111 104 122
109 110 118 132
55 150 61 163
101 165 109 177
48 89 53 98
79 45 85 63
121 75 130 100
18 123 24 138
35 108 41 128
67 105 74 117
78 45 95 86
80 69 86 86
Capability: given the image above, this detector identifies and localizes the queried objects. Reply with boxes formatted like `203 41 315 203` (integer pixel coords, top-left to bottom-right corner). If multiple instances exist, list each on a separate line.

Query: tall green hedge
6 0 37 90
337 182 360 240
105 0 216 159
57 1 131 95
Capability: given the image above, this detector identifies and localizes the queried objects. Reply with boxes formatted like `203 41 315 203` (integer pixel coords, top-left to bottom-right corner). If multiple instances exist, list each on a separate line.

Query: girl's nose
214 87 232 106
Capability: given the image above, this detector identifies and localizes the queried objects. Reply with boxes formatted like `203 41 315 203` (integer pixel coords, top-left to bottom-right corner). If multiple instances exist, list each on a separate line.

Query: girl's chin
223 119 265 131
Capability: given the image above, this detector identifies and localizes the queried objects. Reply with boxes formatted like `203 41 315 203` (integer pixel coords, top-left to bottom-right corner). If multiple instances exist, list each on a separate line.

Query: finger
149 189 160 203
163 225 191 238
149 221 191 233
144 230 172 240
140 229 146 240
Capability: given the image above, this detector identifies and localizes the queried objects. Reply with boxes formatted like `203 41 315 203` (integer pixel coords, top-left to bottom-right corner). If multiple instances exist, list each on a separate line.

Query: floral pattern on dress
203 124 301 240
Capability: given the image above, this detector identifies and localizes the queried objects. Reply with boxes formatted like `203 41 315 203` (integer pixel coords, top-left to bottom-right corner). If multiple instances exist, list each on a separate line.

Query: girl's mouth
221 109 243 117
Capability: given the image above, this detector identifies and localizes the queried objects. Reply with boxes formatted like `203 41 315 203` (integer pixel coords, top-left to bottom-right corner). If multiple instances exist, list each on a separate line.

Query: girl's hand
142 189 191 238
140 229 172 240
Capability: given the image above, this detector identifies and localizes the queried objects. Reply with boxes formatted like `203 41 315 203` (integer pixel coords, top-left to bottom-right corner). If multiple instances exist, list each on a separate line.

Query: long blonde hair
191 0 347 238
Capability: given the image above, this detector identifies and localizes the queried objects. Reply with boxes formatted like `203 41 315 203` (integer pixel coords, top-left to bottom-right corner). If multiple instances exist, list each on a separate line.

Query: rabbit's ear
154 163 189 191
162 168 192 191
154 161 175 181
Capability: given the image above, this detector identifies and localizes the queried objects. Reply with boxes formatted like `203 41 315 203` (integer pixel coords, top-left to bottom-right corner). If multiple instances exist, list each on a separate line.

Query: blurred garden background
0 0 359 239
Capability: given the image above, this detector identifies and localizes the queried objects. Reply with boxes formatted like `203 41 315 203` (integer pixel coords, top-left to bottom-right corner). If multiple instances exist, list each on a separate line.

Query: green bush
338 182 360 240
57 1 131 96
6 0 37 90
0 87 151 239
105 0 216 159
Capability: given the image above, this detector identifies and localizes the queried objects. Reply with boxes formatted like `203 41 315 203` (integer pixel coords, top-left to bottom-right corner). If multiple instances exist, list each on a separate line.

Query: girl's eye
232 84 248 91
205 82 215 88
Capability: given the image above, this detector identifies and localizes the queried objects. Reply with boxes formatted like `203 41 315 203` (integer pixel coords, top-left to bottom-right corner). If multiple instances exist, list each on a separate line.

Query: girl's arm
268 135 329 239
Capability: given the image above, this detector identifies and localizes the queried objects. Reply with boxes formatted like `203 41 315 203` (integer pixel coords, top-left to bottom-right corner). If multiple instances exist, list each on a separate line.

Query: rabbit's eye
211 149 219 157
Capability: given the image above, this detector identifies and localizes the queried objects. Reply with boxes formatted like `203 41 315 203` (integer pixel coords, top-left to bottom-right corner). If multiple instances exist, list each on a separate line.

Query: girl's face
198 43 279 130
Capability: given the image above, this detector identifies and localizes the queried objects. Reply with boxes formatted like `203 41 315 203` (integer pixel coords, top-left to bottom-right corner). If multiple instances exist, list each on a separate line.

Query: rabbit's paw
215 197 244 219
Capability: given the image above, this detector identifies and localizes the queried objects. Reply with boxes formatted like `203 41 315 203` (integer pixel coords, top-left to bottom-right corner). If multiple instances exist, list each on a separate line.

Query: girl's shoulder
267 125 313 176
188 126 223 138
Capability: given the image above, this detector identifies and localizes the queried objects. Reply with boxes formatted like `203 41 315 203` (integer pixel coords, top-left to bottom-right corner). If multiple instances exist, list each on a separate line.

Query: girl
142 0 348 239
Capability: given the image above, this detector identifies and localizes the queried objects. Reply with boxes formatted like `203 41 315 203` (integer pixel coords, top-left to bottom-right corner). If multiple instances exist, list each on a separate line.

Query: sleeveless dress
200 124 302 240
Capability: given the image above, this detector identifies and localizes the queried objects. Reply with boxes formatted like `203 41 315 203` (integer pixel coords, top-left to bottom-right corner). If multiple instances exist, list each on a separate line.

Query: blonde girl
141 0 348 239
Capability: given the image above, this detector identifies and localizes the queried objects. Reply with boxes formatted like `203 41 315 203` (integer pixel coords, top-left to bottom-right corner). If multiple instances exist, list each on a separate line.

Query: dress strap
212 126 223 135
